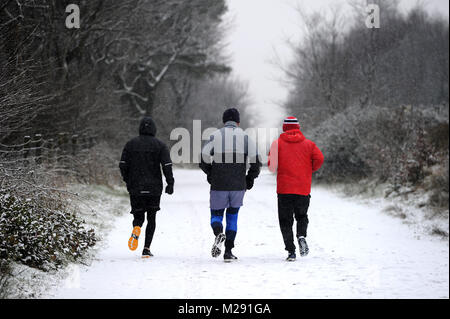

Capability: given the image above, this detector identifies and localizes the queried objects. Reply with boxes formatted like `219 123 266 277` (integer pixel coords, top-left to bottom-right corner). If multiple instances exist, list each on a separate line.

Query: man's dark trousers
131 195 160 248
278 194 310 253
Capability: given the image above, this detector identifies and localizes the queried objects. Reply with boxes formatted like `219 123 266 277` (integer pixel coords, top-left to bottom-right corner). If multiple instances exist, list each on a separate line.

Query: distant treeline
0 0 248 151
285 0 448 126
285 0 449 208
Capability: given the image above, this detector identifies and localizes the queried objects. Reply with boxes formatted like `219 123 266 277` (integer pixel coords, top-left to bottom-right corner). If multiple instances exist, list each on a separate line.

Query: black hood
139 117 157 136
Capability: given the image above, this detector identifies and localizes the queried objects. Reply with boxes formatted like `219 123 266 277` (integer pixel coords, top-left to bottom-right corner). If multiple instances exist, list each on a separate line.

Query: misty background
226 0 449 128
0 0 448 297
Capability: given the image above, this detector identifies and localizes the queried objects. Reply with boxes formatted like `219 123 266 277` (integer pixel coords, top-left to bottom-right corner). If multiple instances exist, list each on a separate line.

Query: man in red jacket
268 116 324 261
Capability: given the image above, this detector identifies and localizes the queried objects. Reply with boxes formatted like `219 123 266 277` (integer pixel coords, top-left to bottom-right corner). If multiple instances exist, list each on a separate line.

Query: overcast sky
224 0 449 129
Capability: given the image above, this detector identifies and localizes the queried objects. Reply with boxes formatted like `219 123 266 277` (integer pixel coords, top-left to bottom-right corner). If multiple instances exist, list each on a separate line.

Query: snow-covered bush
76 142 122 187
310 104 449 208
307 110 369 182
0 192 96 272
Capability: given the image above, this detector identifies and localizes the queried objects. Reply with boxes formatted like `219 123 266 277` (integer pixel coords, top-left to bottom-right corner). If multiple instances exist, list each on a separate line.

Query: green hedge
0 192 96 272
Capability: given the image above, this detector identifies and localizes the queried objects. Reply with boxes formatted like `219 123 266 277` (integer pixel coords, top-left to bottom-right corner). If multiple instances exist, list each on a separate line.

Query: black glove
207 174 212 185
246 175 254 190
165 184 174 195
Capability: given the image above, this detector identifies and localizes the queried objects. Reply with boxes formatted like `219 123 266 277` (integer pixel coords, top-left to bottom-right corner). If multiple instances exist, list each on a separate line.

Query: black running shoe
211 233 226 258
223 251 238 263
142 247 154 259
286 251 296 262
298 237 309 257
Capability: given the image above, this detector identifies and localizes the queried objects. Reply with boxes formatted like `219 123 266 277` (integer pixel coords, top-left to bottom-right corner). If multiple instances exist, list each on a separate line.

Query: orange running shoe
128 226 141 251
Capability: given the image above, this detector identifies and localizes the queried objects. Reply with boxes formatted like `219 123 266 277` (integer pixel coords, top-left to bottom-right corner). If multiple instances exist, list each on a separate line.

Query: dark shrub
309 104 447 193
0 192 96 271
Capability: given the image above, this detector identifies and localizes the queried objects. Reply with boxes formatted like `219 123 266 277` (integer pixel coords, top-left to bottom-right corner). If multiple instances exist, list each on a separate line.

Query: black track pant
133 211 157 248
130 195 160 249
278 194 310 253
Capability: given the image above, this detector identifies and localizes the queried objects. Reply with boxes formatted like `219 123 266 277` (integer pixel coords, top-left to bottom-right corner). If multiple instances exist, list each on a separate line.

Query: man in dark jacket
200 108 261 262
119 117 174 258
268 116 324 261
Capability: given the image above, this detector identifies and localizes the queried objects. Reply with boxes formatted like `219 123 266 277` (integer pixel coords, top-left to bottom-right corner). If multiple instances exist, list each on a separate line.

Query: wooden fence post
57 132 69 165
33 134 42 164
71 134 78 156
47 138 55 166
23 135 31 166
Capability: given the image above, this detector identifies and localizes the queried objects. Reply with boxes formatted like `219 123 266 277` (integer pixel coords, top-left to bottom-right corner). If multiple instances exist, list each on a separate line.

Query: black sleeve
199 138 213 176
119 142 131 184
247 155 262 180
160 142 174 186
245 135 261 180
199 157 212 176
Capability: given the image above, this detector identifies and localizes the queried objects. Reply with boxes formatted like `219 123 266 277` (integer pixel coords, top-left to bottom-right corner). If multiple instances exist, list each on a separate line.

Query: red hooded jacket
268 129 324 195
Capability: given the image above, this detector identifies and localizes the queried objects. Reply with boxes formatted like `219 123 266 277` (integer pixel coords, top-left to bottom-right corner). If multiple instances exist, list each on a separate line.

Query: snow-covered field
43 169 448 299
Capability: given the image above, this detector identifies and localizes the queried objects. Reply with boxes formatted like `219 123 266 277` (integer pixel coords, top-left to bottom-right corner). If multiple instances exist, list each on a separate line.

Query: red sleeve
311 142 324 172
268 139 278 173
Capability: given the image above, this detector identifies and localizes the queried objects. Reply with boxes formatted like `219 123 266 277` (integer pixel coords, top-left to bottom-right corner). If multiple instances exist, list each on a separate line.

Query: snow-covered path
48 169 448 299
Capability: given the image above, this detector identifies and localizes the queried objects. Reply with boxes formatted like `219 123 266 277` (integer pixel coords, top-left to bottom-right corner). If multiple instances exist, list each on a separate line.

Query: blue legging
211 207 239 251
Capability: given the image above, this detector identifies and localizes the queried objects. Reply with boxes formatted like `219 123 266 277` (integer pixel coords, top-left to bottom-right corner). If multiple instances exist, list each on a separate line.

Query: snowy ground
43 169 448 299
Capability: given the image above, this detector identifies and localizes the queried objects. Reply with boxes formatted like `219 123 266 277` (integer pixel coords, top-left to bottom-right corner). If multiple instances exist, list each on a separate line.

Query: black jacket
199 121 261 191
119 117 174 196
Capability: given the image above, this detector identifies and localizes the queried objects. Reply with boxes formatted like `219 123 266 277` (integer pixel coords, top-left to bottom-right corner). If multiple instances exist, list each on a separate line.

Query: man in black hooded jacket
119 117 174 258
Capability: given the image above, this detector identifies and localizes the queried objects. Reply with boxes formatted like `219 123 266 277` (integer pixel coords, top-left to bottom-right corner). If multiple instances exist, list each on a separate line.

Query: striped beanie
282 116 300 132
